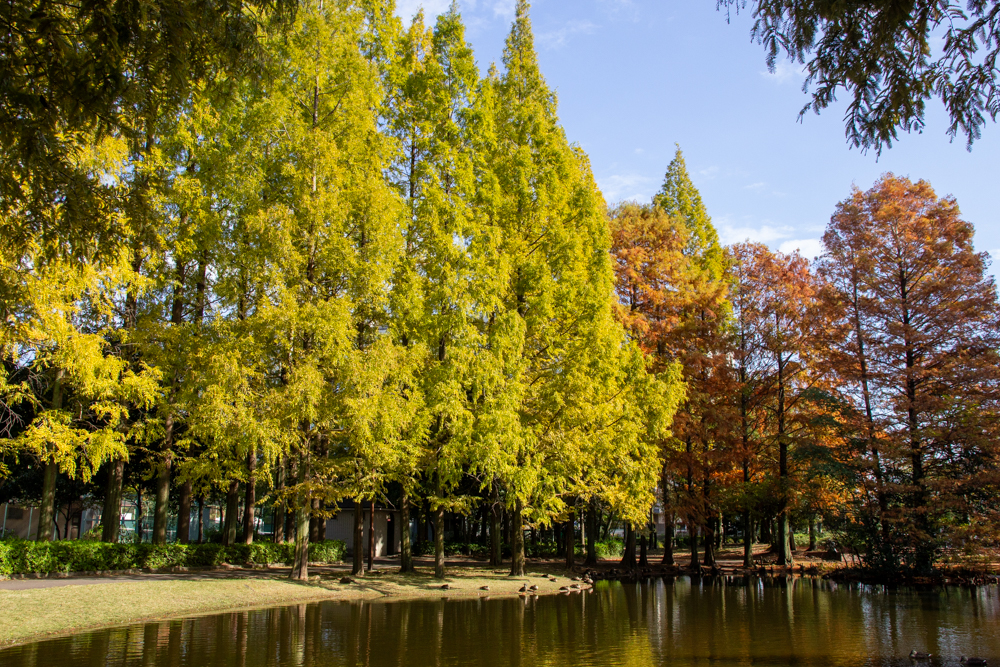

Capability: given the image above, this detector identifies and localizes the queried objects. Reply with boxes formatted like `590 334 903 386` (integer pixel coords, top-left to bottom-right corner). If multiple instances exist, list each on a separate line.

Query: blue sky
396 0 1000 267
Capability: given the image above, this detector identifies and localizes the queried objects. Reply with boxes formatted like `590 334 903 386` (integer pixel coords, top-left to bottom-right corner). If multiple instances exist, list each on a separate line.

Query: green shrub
595 538 624 559
309 540 346 563
0 539 346 576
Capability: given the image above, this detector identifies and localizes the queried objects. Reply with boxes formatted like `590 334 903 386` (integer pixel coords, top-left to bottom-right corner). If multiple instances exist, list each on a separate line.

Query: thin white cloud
537 20 597 50
597 0 639 20
699 165 720 180
718 221 795 246
493 0 515 17
395 0 452 21
743 181 766 190
779 238 824 259
718 220 824 259
760 60 807 85
599 173 656 203
634 148 644 155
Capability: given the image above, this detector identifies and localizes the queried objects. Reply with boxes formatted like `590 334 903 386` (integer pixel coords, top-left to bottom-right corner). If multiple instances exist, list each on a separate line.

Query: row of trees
0 1 681 580
3 0 998 579
615 169 1000 576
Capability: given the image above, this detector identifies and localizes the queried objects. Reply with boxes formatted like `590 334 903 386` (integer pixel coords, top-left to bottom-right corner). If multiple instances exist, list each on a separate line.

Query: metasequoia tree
226 0 407 580
477 0 678 577
727 243 777 568
820 174 1000 573
386 6 487 579
609 202 698 566
612 148 730 569
0 0 714 574
734 243 826 566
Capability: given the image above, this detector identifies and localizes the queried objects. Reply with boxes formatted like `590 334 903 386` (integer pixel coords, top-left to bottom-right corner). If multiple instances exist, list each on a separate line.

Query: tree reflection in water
3 577 999 666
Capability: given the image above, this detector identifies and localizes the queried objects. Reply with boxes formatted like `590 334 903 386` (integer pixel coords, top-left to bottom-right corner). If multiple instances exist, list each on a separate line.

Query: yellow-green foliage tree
478 1 683 576
386 6 486 578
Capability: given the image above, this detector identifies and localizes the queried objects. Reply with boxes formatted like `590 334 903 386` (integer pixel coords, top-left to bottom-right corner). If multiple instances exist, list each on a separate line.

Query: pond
3 576 999 666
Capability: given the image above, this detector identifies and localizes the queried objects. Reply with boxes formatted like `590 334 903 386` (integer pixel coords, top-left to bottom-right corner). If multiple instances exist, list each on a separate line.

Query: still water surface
4 576 999 667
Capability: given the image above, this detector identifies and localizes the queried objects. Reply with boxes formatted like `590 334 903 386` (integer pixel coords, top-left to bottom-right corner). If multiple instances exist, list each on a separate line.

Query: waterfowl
518 584 528 593
528 584 538 591
480 585 490 591
910 650 932 660
961 657 987 666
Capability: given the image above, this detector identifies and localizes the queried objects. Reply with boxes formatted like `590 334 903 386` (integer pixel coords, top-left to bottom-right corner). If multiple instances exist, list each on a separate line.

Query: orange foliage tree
819 174 1000 574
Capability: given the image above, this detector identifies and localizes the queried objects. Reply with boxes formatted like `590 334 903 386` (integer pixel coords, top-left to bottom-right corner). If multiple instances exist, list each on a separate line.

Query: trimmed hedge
0 538 346 576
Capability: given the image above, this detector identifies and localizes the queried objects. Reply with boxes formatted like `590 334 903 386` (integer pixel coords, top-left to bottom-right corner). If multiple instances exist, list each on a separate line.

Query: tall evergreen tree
386 5 485 579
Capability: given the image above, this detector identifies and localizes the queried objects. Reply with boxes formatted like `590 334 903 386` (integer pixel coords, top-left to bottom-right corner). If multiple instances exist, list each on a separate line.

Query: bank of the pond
0 564 587 647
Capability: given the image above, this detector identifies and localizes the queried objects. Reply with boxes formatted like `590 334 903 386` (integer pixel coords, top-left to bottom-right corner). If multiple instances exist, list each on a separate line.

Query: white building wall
325 509 398 557
1 503 40 539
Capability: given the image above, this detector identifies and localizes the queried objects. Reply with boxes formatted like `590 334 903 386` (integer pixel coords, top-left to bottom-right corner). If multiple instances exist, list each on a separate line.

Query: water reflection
3 577 998 667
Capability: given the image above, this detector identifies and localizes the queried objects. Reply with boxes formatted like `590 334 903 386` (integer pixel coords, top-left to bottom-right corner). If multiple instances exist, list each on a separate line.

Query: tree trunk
564 511 575 569
274 456 286 544
36 368 65 542
621 523 637 569
490 485 502 566
290 452 310 581
585 498 598 565
101 457 125 542
400 491 413 572
650 507 658 550
197 496 204 544
285 505 296 544
808 516 817 551
177 481 192 544
743 513 754 568
135 486 144 543
638 529 648 568
434 499 445 578
415 506 424 554
777 514 793 566
243 449 256 544
290 505 310 581
761 516 772 544
309 498 322 543
702 518 716 567
151 451 171 545
661 470 675 566
776 342 794 567
352 500 364 576
662 513 675 567
368 500 375 572
509 500 525 577
223 480 239 546
36 462 58 542
688 520 699 569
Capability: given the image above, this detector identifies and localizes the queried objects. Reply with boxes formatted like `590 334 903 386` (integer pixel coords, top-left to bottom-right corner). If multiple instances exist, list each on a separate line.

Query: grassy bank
0 565 584 647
